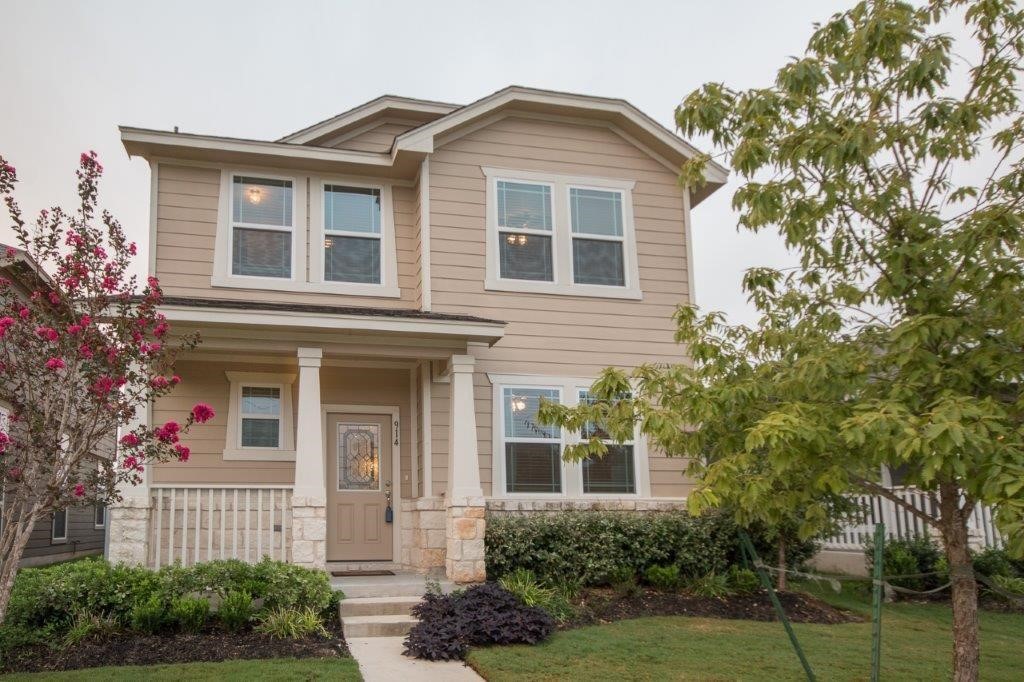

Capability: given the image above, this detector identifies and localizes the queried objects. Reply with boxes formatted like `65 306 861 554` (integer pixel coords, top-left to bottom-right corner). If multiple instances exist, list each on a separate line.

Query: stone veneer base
290 496 326 570
106 497 151 566
445 496 486 583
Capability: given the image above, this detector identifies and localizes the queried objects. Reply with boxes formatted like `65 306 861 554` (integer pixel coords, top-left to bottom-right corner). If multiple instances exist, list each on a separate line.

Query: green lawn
467 582 1024 681
1 657 361 681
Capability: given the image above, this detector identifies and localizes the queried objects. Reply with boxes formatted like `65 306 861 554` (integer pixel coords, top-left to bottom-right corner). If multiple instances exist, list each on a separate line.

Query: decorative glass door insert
337 423 381 491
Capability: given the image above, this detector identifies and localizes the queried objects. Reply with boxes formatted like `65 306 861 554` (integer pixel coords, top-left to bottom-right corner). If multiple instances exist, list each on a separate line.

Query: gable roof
277 95 459 145
121 85 728 205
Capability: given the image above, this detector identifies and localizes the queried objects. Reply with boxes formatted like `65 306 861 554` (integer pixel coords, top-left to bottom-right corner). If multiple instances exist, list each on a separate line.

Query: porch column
291 347 326 569
107 398 152 566
445 354 486 583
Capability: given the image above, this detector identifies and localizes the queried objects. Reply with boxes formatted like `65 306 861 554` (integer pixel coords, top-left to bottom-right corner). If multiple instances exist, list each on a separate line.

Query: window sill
211 275 401 298
484 278 642 300
222 448 297 462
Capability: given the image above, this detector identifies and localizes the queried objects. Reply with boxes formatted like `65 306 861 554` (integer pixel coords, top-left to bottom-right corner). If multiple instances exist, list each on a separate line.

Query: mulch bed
563 587 861 629
1 620 349 674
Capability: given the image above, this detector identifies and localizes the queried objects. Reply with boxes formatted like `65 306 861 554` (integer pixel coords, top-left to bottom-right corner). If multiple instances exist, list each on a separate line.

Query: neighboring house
0 246 108 567
106 86 728 582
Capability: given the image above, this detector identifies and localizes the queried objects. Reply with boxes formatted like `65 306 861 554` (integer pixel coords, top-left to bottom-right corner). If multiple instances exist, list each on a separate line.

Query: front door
326 413 393 561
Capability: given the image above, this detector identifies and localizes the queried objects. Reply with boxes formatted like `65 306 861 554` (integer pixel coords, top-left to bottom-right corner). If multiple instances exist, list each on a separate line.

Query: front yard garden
0 557 353 675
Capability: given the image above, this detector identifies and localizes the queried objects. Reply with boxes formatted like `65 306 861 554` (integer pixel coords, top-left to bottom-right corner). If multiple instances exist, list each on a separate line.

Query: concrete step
332 575 454 598
342 614 418 638
340 596 421 617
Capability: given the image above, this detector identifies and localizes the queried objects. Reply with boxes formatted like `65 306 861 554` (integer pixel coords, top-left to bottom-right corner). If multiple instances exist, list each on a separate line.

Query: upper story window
483 168 642 299
212 171 399 297
497 181 554 282
324 185 382 284
230 176 294 279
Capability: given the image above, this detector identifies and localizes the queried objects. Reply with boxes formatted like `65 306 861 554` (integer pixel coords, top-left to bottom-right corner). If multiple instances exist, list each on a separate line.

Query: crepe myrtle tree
541 1 1024 680
0 153 214 624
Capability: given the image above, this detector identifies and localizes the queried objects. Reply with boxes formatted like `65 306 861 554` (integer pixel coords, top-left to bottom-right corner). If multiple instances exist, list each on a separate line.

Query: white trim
148 161 159 276
307 177 400 297
394 86 730 185
212 170 307 290
322 404 402 562
682 187 697 307
418 158 432 311
482 167 642 299
420 362 433 497
51 509 68 543
495 383 566 497
158 304 504 342
409 368 419 498
223 371 297 461
121 127 393 166
94 504 106 530
278 96 458 144
489 373 650 499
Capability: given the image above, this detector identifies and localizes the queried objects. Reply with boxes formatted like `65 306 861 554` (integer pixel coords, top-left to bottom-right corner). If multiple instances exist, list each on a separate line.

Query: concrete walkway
347 636 484 681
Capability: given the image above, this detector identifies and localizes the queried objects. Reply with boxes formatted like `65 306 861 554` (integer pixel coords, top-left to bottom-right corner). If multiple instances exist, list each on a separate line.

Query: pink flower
66 231 84 248
4 246 16 258
120 432 140 447
147 276 159 290
91 376 115 395
73 483 85 498
18 307 29 320
45 357 65 371
79 315 91 327
155 420 180 443
0 431 9 453
150 376 169 389
154 322 169 338
191 403 215 424
93 246 107 259
170 375 181 385
47 292 60 305
101 276 117 291
78 344 94 359
35 326 59 342
128 242 137 256
174 443 190 462
122 455 138 470
67 324 82 335
0 316 15 338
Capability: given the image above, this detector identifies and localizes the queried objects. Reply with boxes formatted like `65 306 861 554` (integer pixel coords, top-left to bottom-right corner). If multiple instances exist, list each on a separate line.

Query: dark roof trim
154 296 505 326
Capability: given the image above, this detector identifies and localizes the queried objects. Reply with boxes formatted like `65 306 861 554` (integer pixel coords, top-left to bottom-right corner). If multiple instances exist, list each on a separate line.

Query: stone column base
107 496 152 566
291 496 327 569
445 496 486 583
400 497 447 572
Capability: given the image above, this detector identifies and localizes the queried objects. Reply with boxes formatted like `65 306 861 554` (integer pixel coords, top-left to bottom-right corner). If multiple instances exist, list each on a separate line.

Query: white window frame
212 170 307 290
494 178 558 285
576 389 637 495
223 371 296 461
483 167 642 300
489 374 650 499
498 384 565 497
308 177 400 297
51 509 67 543
94 503 106 529
567 185 629 289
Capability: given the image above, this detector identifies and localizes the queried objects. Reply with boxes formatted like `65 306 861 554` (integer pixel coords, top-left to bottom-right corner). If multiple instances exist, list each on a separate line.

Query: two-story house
106 86 727 582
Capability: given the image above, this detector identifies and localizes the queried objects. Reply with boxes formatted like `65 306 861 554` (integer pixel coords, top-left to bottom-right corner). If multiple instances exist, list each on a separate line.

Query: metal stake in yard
870 523 885 682
738 530 816 682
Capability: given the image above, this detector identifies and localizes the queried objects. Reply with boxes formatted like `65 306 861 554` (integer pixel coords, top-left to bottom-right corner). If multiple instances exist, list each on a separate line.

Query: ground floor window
492 375 645 497
52 509 67 542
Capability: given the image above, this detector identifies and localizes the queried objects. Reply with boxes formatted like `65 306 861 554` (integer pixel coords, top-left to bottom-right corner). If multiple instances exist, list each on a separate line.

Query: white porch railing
150 485 293 568
823 487 1005 551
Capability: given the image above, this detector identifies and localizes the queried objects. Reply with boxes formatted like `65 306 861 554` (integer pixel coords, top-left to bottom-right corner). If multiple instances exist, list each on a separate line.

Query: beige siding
154 164 420 308
427 114 692 498
325 119 420 153
152 360 414 498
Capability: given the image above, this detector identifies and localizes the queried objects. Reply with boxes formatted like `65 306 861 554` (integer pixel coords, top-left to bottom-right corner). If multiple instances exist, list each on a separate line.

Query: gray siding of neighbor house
18 504 105 567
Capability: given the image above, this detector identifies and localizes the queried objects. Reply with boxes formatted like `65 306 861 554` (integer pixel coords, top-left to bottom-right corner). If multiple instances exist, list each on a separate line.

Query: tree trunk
776 537 787 591
0 512 38 625
939 483 980 682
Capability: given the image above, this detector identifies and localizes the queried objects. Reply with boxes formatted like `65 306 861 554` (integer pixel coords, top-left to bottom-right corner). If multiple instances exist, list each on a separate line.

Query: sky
0 0 859 325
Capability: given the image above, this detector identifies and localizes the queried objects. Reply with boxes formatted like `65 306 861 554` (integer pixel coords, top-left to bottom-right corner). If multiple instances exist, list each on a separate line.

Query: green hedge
486 510 748 586
6 557 337 631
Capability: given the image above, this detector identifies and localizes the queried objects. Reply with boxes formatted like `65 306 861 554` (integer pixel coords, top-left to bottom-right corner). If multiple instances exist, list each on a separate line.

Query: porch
105 298 505 583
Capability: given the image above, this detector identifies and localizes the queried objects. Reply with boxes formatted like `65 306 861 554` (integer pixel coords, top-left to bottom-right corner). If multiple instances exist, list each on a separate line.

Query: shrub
728 566 761 595
499 569 554 607
972 548 1021 580
130 596 168 634
63 611 119 648
4 557 333 634
866 535 944 591
644 564 682 591
989 575 1024 603
687 573 734 598
404 582 554 661
486 510 742 586
218 590 254 632
255 608 328 640
170 596 209 634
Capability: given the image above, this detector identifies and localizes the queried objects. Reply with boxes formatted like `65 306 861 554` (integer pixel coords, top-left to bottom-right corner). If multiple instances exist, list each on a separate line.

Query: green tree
540 2 1024 680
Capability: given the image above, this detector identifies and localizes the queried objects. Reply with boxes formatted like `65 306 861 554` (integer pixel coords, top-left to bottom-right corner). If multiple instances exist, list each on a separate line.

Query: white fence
150 485 293 568
824 487 1004 551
